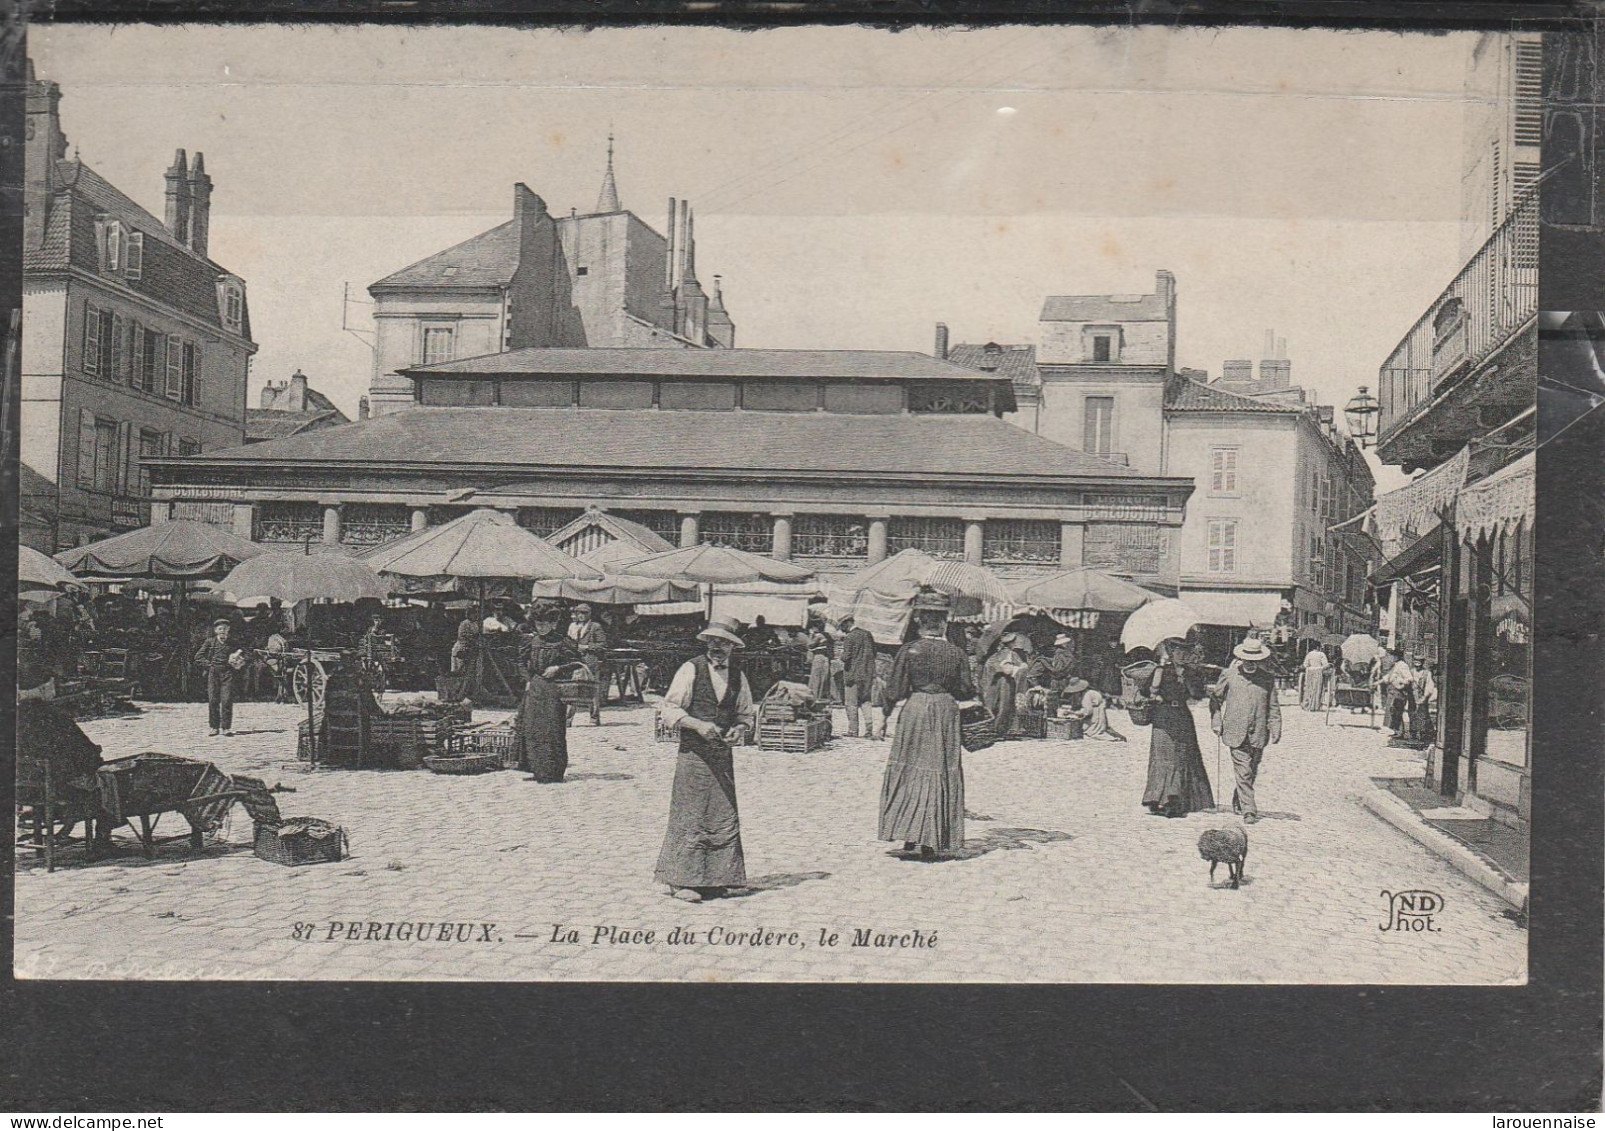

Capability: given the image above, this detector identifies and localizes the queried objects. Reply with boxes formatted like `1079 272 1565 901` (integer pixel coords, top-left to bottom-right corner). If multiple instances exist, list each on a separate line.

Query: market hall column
411 507 428 534
964 519 984 566
680 513 700 549
772 514 793 561
867 517 889 565
322 503 342 547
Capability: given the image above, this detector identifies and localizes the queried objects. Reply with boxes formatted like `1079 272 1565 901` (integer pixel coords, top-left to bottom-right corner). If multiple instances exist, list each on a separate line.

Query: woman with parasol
877 588 977 860
518 600 583 784
1140 637 1215 818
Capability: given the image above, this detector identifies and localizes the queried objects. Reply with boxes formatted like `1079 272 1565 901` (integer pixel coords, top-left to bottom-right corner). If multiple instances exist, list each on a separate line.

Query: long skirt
654 739 747 889
518 675 568 782
1299 668 1327 712
808 654 832 700
983 674 1018 735
878 691 965 851
1142 702 1215 816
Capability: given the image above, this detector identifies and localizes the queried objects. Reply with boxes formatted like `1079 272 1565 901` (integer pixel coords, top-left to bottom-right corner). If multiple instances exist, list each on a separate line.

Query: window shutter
111 314 126 380
77 409 97 486
115 421 132 494
125 232 143 280
130 322 144 388
1224 523 1236 571
83 304 101 375
106 223 121 272
165 334 183 399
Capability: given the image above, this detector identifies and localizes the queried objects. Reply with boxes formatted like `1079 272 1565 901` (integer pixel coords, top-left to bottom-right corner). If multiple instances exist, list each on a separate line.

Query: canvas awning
1178 590 1283 628
1456 452 1534 542
1372 522 1444 586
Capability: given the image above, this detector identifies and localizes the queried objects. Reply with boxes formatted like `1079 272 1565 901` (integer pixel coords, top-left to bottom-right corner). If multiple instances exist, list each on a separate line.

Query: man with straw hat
654 615 757 903
1208 637 1282 823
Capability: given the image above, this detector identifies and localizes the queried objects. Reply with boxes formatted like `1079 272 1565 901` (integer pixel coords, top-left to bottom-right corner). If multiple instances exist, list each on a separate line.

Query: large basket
1126 699 1154 727
1046 716 1085 741
1120 660 1158 704
757 717 831 753
443 721 519 768
422 754 503 775
958 703 997 752
555 678 598 706
1011 706 1048 739
253 818 348 866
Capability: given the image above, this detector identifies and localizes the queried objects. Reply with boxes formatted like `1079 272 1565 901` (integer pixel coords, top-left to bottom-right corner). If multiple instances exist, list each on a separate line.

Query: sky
34 24 1490 489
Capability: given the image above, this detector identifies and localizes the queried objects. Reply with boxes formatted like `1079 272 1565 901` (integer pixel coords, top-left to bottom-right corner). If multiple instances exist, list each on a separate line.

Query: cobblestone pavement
14 697 1526 983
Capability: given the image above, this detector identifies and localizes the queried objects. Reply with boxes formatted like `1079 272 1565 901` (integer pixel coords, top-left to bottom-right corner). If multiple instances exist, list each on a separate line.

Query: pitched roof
159 406 1160 483
947 343 1040 396
246 408 349 443
369 220 522 290
1165 377 1303 414
545 507 675 554
19 461 57 500
25 160 253 340
1040 293 1167 323
405 346 1007 382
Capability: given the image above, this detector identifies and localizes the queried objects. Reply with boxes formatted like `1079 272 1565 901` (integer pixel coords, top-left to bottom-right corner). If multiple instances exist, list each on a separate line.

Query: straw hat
1233 638 1272 662
698 616 746 648
1053 633 1073 647
1063 677 1090 695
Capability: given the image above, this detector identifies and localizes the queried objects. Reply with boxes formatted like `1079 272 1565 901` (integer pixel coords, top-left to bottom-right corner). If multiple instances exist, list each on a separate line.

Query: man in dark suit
1209 637 1282 823
194 618 242 736
838 614 878 739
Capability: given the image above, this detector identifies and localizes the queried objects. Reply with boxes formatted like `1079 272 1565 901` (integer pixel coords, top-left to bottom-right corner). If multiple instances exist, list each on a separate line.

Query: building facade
1364 34 1539 836
21 63 257 551
943 271 1376 647
152 346 1194 590
362 148 735 418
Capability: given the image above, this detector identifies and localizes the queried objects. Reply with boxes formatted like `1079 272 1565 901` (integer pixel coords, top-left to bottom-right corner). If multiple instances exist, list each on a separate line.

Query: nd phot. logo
1380 889 1444 932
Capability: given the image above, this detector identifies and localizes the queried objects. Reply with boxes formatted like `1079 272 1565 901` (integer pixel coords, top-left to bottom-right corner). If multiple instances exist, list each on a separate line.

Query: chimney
512 182 546 225
678 199 691 286
683 205 698 283
24 63 68 252
164 149 191 241
934 322 949 359
1263 328 1275 359
664 197 677 289
187 151 212 256
288 369 309 411
1259 359 1292 390
1156 268 1177 372
1222 359 1253 385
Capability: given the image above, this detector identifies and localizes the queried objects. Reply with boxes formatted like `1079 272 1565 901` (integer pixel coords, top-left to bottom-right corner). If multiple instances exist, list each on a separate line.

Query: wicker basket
959 703 997 752
253 818 347 866
1011 707 1048 739
555 678 598 706
422 754 503 775
444 721 519 768
1126 699 1154 727
758 717 831 753
1046 716 1085 741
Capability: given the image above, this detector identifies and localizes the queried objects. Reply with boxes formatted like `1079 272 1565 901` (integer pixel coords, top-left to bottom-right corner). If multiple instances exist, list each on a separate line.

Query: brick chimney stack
288 369 308 410
24 62 68 253
934 322 949 359
164 149 191 243
187 151 212 257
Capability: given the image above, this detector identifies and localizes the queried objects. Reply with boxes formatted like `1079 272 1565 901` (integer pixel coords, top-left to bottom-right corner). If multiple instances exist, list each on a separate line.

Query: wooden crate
444 721 519 768
1045 716 1085 741
1011 707 1048 739
368 715 457 769
758 717 831 753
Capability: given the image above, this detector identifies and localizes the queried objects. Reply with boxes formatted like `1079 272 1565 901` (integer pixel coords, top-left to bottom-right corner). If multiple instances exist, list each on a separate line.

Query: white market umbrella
1119 598 1203 653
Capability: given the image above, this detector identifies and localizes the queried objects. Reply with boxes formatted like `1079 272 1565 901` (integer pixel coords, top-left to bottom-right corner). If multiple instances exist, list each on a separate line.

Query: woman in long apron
878 590 977 859
519 604 581 783
1141 639 1215 817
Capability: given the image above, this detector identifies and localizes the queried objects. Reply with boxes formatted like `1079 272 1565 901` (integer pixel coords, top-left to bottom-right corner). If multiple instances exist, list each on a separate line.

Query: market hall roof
401 346 1011 383
154 405 1173 485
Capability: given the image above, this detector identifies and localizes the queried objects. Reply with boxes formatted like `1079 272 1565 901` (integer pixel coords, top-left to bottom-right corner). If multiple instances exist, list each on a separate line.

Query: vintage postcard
15 22 1537 984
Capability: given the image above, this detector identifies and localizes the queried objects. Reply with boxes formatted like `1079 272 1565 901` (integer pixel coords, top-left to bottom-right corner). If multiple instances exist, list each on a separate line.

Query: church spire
595 132 620 213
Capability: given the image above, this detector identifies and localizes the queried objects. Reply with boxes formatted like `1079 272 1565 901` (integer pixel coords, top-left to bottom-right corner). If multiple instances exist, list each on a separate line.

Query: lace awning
1456 453 1534 542
1369 447 1470 557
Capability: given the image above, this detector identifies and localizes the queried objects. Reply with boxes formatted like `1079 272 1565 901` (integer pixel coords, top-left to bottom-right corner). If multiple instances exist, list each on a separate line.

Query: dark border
3 3 1602 1113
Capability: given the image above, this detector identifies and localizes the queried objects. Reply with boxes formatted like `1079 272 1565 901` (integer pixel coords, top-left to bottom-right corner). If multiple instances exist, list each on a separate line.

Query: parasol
219 552 392 606
20 546 85 592
837 548 1010 604
1340 633 1382 665
1008 569 1156 614
530 574 700 605
617 544 817 618
1119 598 1203 653
362 508 602 590
56 520 266 579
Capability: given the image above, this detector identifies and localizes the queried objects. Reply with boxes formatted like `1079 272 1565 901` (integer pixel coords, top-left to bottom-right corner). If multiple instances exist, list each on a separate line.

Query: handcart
95 753 243 857
1325 665 1379 729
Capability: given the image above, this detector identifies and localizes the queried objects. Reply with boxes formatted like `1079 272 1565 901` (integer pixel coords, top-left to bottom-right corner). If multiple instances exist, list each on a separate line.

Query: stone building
21 62 257 550
151 345 1194 590
942 274 1376 645
247 369 350 443
362 141 735 418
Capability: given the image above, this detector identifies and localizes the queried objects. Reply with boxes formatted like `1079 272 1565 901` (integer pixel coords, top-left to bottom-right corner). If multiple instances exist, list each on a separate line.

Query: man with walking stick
1209 638 1282 824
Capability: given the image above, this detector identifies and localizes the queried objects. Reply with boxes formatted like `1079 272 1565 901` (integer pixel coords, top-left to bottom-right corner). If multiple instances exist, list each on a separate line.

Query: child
1064 677 1126 742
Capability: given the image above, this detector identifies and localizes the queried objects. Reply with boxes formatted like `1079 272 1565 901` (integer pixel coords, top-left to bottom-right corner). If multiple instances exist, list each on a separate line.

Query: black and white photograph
14 22 1541 987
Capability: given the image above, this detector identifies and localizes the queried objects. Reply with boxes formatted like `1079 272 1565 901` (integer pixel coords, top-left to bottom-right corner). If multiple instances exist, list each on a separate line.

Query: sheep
1197 824 1249 889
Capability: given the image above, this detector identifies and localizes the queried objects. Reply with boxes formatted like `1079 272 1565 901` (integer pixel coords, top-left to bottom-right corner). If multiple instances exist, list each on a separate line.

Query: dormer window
1082 324 1123 363
95 219 141 279
216 274 245 333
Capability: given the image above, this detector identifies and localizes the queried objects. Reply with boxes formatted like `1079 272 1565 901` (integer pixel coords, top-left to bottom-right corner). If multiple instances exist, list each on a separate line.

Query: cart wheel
292 659 328 708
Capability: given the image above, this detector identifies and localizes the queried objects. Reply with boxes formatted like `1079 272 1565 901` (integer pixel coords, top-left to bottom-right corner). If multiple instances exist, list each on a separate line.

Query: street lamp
1344 386 1381 448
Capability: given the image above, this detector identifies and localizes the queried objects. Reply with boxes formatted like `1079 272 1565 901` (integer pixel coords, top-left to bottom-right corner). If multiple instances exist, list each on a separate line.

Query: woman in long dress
878 591 977 859
1141 639 1215 817
981 632 1031 735
518 604 581 783
1299 644 1331 712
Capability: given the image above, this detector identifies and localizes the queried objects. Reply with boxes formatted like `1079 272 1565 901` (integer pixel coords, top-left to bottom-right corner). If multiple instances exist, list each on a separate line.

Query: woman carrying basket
1140 638 1215 818
877 589 977 860
518 602 582 784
